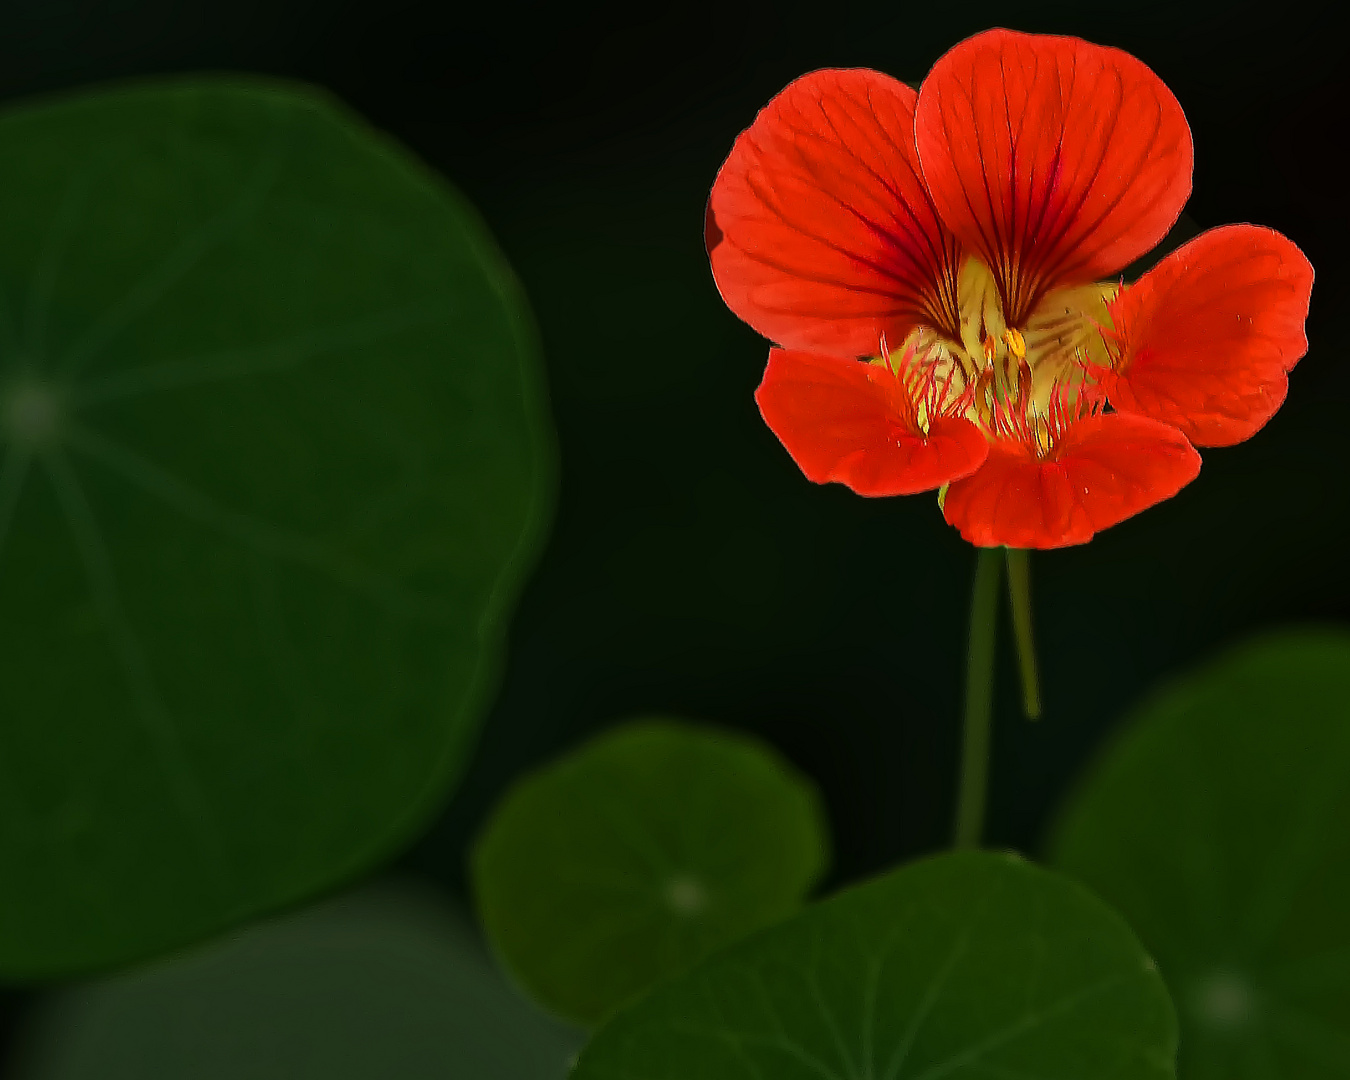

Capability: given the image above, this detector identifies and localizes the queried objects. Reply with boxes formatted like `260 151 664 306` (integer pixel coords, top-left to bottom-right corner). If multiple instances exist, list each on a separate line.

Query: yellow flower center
881 258 1119 442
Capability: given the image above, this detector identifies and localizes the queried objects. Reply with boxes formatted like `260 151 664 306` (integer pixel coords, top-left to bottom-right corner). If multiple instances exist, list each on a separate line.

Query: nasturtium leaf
0 79 553 976
572 851 1177 1080
471 719 829 1026
9 882 584 1080
1050 630 1350 1080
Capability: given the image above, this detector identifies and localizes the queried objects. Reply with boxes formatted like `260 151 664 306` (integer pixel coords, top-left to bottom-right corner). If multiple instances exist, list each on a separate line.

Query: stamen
877 332 974 438
987 363 1103 461
908 257 1119 450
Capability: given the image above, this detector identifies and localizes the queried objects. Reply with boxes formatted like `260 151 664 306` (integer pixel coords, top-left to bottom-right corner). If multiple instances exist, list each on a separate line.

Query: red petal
942 413 1200 548
708 69 963 355
915 29 1192 325
1105 225 1314 447
755 348 988 496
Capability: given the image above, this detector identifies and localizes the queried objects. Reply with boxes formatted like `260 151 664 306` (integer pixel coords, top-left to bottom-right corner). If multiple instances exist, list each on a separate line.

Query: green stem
954 548 1001 849
1005 548 1042 720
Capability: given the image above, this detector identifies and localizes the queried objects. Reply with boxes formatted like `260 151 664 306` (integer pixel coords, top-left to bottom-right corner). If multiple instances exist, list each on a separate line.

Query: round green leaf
9 882 583 1080
471 719 830 1026
1050 630 1350 1080
0 79 552 977
572 851 1177 1080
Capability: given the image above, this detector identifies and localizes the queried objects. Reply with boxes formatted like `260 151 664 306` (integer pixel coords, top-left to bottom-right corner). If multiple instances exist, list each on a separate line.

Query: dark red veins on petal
915 28 1193 326
708 68 964 356
1104 224 1314 447
942 412 1200 548
755 348 988 497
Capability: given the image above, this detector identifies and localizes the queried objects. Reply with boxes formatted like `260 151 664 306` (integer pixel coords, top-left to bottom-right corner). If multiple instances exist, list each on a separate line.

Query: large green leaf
0 79 552 977
10 882 583 1079
1050 630 1350 1079
571 851 1176 1080
472 719 829 1025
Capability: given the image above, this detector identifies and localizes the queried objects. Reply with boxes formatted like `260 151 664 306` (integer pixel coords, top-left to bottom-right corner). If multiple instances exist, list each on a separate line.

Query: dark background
2 0 1345 1048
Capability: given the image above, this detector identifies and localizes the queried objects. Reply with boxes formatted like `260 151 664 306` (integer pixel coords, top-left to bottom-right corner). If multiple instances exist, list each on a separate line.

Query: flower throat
875 258 1118 457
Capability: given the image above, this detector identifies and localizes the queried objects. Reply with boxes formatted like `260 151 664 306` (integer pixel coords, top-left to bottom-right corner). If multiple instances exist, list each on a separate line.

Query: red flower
706 29 1313 548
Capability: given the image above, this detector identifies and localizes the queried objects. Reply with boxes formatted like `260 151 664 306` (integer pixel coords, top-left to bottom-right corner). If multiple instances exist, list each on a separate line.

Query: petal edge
915 29 1193 324
942 413 1200 548
1105 224 1314 447
709 68 963 355
756 348 989 497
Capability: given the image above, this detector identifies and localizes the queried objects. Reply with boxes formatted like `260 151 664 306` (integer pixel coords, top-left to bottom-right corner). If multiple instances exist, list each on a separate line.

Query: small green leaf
1050 630 1350 1080
471 719 829 1026
0 79 553 976
572 851 1177 1080
10 883 583 1080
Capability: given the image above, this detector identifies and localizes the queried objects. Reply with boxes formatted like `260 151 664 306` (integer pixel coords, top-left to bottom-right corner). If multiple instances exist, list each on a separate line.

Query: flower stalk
1005 548 1042 720
954 548 1001 848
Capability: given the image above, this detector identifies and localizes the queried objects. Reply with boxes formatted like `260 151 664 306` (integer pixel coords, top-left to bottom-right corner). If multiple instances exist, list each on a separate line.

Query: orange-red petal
707 68 963 355
755 348 988 496
942 413 1200 548
1104 224 1314 447
914 29 1192 325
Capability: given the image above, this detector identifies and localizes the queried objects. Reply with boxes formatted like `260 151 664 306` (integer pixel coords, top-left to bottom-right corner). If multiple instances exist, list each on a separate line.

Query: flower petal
915 29 1193 325
755 348 988 496
1104 224 1314 447
708 68 963 355
942 413 1200 548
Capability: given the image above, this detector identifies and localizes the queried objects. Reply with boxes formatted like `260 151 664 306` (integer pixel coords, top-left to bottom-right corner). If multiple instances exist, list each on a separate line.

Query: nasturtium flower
706 29 1313 548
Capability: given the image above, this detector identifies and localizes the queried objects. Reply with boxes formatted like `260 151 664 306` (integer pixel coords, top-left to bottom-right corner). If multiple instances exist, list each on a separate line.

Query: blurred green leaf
471 719 829 1025
1050 630 1350 1080
9 882 583 1080
572 850 1176 1080
0 79 553 976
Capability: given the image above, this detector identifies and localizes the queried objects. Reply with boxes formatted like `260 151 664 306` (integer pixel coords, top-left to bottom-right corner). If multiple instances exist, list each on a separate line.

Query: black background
2 0 1346 1051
